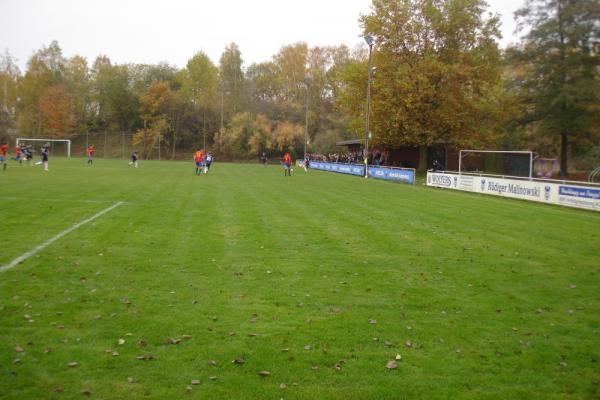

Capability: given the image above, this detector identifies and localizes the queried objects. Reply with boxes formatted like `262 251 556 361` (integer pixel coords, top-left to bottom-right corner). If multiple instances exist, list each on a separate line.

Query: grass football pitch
0 158 598 399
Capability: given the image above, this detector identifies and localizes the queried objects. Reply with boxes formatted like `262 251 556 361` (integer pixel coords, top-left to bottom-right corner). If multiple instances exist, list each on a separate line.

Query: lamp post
304 76 310 162
364 35 375 178
219 79 224 132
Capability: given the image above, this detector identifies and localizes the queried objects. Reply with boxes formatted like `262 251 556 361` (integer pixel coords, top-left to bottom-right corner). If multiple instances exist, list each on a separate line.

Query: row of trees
0 40 363 160
1 0 598 170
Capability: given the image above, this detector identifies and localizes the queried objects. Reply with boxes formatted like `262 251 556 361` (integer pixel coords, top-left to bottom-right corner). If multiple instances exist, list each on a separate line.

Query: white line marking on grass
0 201 124 273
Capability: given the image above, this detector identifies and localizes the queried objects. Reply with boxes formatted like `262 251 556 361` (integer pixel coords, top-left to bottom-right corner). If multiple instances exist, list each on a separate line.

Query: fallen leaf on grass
68 362 78 367
166 338 181 345
259 370 270 377
207 360 217 366
405 340 413 348
191 379 200 385
136 355 153 360
182 335 192 340
395 354 402 360
385 360 398 369
209 376 217 380
369 319 377 324
118 338 125 345
303 345 311 350
14 345 24 353
232 357 246 364
127 377 134 383
279 383 287 389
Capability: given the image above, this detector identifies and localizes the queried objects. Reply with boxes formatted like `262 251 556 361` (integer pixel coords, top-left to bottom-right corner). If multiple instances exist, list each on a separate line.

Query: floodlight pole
220 80 224 131
364 35 375 178
304 77 310 161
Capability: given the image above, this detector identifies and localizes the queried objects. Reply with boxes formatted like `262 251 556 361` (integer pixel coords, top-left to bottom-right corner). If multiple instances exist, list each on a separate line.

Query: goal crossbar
16 138 71 158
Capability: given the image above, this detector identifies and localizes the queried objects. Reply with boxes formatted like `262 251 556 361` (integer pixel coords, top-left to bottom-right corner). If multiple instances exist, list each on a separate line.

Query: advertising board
426 172 600 212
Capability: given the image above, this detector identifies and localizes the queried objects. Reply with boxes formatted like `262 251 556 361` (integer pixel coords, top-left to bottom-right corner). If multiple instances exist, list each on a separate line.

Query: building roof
336 139 364 146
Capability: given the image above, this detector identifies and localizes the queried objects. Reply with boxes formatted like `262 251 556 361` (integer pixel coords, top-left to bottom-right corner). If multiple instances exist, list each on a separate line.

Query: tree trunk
560 131 568 177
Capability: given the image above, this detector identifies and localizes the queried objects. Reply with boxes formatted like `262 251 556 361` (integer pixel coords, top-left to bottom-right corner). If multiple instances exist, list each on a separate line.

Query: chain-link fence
4 131 202 161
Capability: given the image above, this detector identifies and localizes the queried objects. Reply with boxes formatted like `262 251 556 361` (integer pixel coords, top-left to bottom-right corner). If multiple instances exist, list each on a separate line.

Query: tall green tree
219 43 245 123
509 0 600 175
177 52 219 149
0 50 20 137
18 41 66 135
64 55 91 134
340 0 508 151
273 43 308 103
91 56 139 132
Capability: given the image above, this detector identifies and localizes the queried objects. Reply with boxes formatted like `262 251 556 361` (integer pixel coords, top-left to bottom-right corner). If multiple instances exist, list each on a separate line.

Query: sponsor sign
557 185 600 210
310 162 414 184
458 175 473 191
427 173 457 188
426 172 600 212
367 166 415 184
310 162 364 176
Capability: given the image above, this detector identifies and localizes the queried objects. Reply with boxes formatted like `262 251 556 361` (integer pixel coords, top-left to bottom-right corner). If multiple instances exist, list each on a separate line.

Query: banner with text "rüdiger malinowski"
426 172 600 212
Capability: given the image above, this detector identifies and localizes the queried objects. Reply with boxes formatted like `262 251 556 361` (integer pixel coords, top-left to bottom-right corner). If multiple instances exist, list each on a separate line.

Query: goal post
16 138 71 158
459 150 533 178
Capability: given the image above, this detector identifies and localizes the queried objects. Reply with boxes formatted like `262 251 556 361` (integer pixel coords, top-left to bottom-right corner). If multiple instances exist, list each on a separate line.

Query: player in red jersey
86 145 95 165
194 149 204 176
13 144 23 165
282 152 292 176
0 142 8 171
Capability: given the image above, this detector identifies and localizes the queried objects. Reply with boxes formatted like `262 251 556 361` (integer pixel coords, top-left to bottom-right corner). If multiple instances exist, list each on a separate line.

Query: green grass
0 158 598 399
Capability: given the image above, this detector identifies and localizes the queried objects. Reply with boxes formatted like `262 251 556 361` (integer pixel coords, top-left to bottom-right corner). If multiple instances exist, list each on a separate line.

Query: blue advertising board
309 161 415 184
367 166 415 184
558 185 600 200
310 161 365 176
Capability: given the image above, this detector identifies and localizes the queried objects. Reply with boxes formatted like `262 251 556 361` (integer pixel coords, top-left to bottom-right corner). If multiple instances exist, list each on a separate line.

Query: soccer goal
459 150 533 178
16 138 71 158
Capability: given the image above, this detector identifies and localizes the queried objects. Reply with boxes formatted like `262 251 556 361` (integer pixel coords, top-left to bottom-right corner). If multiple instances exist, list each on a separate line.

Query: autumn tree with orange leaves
39 84 74 138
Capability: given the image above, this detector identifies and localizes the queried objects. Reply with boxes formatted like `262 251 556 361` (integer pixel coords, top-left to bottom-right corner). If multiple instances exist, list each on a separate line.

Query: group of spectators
307 149 391 166
307 152 363 164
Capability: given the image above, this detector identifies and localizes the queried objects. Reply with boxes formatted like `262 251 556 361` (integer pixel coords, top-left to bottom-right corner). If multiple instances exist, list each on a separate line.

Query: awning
336 139 364 146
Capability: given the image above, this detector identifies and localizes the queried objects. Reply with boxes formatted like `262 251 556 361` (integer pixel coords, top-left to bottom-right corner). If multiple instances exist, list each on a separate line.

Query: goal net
16 138 71 158
459 150 532 178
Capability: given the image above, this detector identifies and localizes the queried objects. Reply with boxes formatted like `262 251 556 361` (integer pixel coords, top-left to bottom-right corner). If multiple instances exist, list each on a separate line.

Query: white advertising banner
426 172 600 212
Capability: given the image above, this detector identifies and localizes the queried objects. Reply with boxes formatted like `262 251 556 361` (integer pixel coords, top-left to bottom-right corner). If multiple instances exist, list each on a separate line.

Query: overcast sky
0 0 525 72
